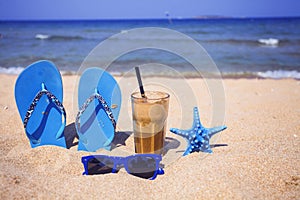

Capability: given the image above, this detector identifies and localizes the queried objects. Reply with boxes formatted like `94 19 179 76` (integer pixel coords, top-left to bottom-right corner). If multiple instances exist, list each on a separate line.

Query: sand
0 74 299 199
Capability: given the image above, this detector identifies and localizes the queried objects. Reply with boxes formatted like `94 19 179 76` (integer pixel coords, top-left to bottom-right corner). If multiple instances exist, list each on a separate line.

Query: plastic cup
131 91 170 154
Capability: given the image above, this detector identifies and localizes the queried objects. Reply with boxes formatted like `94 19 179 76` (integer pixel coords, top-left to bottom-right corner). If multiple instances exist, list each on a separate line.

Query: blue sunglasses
82 154 164 180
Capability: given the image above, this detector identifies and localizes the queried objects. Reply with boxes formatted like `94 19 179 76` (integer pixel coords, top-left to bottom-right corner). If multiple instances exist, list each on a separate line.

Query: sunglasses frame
82 154 164 180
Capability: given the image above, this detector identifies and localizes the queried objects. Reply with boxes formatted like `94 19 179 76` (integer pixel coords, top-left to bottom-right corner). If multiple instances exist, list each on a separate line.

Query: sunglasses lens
87 157 114 175
127 156 157 179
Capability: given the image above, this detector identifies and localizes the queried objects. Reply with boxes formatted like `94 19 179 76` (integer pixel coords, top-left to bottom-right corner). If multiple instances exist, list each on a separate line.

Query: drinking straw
135 67 146 98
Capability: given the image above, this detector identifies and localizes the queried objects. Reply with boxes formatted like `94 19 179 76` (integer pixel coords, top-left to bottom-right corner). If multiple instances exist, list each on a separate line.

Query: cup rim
131 91 170 100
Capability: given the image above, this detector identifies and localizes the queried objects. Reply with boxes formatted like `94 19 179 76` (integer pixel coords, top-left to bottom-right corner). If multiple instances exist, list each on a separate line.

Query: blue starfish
170 107 227 156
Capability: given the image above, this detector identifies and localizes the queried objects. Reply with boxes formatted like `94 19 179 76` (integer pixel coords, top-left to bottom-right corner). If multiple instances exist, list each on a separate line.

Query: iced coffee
131 91 170 154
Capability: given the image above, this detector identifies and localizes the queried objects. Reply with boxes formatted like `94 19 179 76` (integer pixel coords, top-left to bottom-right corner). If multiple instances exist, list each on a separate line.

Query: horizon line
1 15 300 22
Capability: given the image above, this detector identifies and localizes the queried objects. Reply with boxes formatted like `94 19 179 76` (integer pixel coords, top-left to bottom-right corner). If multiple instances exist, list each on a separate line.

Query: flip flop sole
77 67 121 152
15 60 66 148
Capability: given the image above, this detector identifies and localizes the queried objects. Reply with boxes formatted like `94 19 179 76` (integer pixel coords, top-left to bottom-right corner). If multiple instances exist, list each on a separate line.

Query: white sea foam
120 30 128 34
1 66 299 80
0 66 78 76
257 70 300 79
0 67 24 75
258 38 279 46
35 34 50 40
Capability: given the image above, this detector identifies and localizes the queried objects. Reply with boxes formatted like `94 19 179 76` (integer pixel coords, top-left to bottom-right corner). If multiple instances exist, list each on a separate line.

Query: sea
0 17 300 79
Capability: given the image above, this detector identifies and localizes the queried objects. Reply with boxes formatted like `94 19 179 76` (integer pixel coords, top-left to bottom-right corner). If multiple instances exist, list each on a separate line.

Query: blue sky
0 0 300 20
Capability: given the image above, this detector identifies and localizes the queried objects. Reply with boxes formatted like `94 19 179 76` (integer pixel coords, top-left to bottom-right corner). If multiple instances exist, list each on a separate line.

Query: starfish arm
192 107 202 128
170 128 189 139
183 146 193 156
207 125 227 138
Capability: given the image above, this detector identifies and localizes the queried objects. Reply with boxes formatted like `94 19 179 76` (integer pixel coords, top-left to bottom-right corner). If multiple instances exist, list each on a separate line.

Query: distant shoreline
1 67 299 80
1 16 300 22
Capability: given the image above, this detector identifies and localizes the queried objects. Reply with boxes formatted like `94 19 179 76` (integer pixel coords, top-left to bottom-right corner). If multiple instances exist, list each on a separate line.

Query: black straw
135 67 146 98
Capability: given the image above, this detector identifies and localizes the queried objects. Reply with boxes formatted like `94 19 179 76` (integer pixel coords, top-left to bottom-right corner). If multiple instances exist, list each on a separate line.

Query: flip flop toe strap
24 85 66 143
76 91 116 135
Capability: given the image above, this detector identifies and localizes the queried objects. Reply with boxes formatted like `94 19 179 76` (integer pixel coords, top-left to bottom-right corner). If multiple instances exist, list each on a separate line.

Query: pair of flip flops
15 60 121 152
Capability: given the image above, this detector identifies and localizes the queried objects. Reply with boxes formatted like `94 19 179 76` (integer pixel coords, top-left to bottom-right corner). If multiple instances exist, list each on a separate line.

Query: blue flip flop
15 60 67 148
76 68 121 152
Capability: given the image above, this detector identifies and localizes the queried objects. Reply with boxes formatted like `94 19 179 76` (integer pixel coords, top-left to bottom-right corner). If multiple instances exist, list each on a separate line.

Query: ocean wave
111 70 300 79
258 38 279 46
1 66 299 80
0 66 78 76
221 70 300 79
35 34 84 41
257 70 300 79
35 34 50 40
204 38 282 47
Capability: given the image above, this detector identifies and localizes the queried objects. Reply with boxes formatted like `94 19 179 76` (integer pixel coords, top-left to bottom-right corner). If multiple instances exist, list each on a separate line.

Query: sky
0 0 300 20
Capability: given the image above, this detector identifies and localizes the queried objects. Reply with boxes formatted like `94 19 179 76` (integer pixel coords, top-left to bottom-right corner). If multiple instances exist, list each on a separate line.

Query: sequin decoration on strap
23 89 66 129
76 92 116 132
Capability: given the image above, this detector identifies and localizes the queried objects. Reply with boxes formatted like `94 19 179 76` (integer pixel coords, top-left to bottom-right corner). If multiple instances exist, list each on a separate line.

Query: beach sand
0 74 299 199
